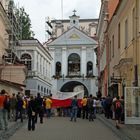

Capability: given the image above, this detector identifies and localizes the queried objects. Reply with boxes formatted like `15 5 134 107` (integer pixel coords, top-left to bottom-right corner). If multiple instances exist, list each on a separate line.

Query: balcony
65 75 82 78
27 71 36 77
52 75 62 79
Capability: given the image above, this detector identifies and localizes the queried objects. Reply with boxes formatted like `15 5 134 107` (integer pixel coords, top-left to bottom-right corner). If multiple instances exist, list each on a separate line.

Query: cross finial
73 9 77 15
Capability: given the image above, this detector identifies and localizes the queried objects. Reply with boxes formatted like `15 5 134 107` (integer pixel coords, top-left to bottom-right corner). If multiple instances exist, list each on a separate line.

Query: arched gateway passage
60 81 88 96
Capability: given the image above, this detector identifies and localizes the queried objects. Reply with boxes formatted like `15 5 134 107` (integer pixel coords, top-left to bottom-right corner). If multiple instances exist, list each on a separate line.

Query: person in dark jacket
15 95 23 122
87 94 94 121
105 94 113 119
27 96 36 131
34 93 44 123
10 93 17 121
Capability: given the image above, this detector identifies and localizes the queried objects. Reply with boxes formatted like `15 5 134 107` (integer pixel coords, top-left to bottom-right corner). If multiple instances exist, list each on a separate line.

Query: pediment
48 27 98 47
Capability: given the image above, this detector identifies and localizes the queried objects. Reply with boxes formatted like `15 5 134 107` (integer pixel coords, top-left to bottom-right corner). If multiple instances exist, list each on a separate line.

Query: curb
97 115 137 140
0 120 27 140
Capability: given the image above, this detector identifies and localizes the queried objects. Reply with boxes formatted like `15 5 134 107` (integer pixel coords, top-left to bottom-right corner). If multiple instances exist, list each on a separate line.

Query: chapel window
87 61 93 76
68 53 80 76
55 62 61 76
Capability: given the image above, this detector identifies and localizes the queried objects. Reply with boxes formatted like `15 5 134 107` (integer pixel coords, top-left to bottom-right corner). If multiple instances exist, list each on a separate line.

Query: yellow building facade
107 0 140 97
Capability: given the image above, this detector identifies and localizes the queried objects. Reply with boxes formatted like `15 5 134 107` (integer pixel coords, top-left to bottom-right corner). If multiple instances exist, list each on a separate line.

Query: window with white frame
20 53 32 70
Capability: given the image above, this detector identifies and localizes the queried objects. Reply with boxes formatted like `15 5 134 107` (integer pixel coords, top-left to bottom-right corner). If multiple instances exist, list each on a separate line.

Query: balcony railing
27 71 37 77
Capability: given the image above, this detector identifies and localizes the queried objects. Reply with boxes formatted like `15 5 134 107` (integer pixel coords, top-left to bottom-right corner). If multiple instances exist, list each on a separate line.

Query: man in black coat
27 96 36 131
34 93 44 123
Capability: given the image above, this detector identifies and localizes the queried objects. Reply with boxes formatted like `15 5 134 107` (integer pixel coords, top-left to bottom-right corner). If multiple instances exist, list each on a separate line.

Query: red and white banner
52 90 84 100
51 98 82 108
51 90 84 108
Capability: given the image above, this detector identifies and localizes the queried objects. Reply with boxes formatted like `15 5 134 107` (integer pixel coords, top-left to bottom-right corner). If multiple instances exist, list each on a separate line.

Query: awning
0 79 26 90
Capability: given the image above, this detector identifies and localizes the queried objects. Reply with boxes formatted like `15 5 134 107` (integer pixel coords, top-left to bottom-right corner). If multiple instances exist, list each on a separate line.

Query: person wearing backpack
0 89 9 130
113 96 122 129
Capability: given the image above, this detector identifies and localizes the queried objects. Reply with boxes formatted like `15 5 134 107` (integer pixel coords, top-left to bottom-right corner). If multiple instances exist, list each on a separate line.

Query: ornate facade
16 39 52 96
46 13 98 96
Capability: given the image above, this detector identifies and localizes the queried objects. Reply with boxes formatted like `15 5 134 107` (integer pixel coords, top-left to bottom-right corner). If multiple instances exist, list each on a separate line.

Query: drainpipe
134 0 139 117
104 6 109 96
134 0 139 87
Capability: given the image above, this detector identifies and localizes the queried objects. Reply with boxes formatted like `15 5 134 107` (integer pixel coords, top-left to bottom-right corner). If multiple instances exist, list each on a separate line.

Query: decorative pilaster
49 62 51 79
33 51 37 71
41 56 43 75
38 54 40 73
42 58 45 76
50 48 55 76
62 47 67 76
81 46 86 76
44 60 47 77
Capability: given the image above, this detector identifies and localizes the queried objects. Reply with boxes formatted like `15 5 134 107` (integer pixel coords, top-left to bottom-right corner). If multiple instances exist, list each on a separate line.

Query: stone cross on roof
73 10 77 16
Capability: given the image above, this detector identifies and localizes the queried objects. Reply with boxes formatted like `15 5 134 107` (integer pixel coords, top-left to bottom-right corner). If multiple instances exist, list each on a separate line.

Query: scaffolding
4 0 22 64
45 17 53 41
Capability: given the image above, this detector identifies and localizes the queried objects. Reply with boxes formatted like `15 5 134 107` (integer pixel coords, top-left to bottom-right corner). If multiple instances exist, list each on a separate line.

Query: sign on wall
125 87 140 124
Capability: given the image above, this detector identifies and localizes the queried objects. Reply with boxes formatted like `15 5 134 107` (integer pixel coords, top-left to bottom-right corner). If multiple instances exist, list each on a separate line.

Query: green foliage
16 7 35 39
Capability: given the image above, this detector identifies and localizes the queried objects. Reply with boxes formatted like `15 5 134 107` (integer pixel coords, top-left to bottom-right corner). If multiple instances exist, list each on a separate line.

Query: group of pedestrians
0 89 53 131
0 89 28 131
101 94 124 129
70 93 124 129
70 94 100 122
27 93 53 131
0 88 125 131
80 94 100 121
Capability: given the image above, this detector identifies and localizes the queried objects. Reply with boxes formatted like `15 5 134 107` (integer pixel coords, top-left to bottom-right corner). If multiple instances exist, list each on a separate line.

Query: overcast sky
14 0 101 43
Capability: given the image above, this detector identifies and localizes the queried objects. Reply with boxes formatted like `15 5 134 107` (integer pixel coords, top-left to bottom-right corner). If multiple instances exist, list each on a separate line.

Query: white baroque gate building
46 13 98 97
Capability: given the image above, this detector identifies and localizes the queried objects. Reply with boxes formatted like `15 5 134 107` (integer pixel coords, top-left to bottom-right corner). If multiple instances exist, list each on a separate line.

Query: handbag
32 111 35 116
30 106 35 116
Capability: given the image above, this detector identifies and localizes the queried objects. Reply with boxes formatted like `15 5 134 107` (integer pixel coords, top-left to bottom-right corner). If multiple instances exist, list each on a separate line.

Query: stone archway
60 81 88 96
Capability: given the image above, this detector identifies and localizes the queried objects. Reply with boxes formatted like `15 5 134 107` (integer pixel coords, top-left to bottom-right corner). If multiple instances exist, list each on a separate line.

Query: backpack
88 98 93 108
115 101 122 110
3 96 10 110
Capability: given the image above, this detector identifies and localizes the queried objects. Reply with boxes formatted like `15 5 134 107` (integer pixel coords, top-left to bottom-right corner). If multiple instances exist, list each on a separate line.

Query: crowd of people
69 94 124 129
0 90 53 131
101 94 124 129
0 89 124 131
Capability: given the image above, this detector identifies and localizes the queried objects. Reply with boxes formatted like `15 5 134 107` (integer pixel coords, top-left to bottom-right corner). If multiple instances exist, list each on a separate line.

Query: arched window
21 53 32 70
38 85 40 91
87 61 93 76
68 53 80 76
44 88 46 93
55 62 61 76
41 86 43 92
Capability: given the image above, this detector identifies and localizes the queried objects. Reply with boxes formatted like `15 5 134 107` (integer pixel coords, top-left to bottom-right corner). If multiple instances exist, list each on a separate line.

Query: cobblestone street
8 117 120 140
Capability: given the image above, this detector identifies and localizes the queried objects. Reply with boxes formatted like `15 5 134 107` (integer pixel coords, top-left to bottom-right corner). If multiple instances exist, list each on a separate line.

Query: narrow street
9 117 120 140
1 0 140 140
